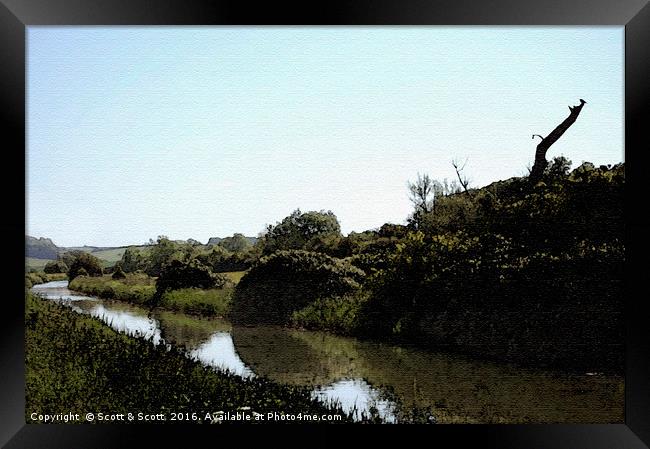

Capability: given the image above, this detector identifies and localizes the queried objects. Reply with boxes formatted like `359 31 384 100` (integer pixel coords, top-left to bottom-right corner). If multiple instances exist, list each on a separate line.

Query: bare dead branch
452 158 472 198
529 99 586 184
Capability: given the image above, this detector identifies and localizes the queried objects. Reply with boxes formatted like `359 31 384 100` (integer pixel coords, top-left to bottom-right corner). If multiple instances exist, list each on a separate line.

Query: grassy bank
68 273 156 305
25 271 67 288
159 287 232 316
69 273 235 317
25 293 362 423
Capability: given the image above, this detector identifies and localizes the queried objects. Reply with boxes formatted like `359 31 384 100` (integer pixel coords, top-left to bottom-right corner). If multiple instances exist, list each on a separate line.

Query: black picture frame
2 0 648 447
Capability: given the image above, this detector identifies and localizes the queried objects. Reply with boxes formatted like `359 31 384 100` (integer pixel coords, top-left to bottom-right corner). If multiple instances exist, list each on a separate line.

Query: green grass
25 292 358 423
90 245 151 264
160 287 233 317
223 270 247 285
25 271 67 288
69 274 155 305
26 257 52 271
69 272 239 317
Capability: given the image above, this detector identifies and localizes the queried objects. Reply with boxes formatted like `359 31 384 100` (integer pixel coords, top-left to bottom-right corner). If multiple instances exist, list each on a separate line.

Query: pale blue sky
27 27 623 247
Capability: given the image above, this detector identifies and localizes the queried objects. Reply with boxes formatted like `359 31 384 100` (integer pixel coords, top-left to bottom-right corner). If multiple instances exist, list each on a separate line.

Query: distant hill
25 235 150 268
25 236 60 259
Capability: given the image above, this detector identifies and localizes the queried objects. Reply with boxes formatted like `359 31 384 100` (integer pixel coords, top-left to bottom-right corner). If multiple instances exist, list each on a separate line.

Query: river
31 280 624 423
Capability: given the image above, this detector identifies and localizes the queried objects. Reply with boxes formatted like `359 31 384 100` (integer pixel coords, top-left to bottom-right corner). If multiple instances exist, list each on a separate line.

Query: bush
68 253 103 281
112 265 126 279
290 291 369 334
154 259 229 302
43 260 68 274
231 250 365 324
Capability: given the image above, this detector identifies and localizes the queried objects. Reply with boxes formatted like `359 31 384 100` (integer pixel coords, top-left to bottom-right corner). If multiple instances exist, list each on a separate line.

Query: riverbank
25 271 67 288
68 273 235 317
25 292 367 423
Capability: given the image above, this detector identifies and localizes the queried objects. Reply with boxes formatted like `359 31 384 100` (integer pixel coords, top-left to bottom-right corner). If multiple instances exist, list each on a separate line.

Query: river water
31 280 623 423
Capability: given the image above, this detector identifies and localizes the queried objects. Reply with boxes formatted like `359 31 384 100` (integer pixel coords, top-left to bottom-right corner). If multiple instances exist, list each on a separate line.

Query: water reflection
31 280 624 423
190 333 255 378
33 281 162 344
313 379 396 423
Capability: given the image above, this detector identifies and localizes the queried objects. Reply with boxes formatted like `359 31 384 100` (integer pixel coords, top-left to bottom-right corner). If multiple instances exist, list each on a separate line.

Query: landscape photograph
26 26 624 424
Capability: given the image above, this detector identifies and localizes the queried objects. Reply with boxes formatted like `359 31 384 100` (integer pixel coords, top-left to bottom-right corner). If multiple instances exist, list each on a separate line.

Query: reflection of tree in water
232 325 353 386
235 325 624 423
155 310 231 349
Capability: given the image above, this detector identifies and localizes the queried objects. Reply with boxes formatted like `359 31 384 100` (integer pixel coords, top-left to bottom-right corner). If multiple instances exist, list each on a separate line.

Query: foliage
25 271 67 288
218 233 252 253
261 209 342 254
69 274 155 305
67 252 103 281
144 236 182 277
347 161 625 372
231 250 365 324
112 265 127 279
154 259 229 303
159 287 233 317
290 291 369 335
195 246 253 273
43 260 68 274
119 248 146 273
58 250 85 269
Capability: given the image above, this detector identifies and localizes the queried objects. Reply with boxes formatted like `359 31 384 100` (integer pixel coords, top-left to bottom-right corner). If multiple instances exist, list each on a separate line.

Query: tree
529 99 586 184
218 233 252 253
68 253 103 281
408 173 438 215
43 260 68 274
262 209 342 254
58 250 84 269
451 158 472 197
120 248 145 273
145 236 180 277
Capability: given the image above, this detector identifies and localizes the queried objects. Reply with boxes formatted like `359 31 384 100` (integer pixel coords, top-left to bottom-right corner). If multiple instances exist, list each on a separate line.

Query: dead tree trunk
529 99 586 184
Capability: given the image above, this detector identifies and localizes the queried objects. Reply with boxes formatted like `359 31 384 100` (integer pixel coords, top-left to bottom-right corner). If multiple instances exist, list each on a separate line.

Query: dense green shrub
112 265 126 279
67 252 103 281
43 260 68 274
290 291 369 334
231 250 365 324
119 248 147 273
260 209 342 254
154 259 229 302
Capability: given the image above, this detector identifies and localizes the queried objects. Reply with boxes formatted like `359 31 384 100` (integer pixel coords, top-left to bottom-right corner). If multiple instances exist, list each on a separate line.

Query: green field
26 245 152 270
91 245 150 264
26 257 52 270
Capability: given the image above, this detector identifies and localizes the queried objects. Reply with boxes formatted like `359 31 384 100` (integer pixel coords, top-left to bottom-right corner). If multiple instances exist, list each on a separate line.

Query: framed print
2 0 649 447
